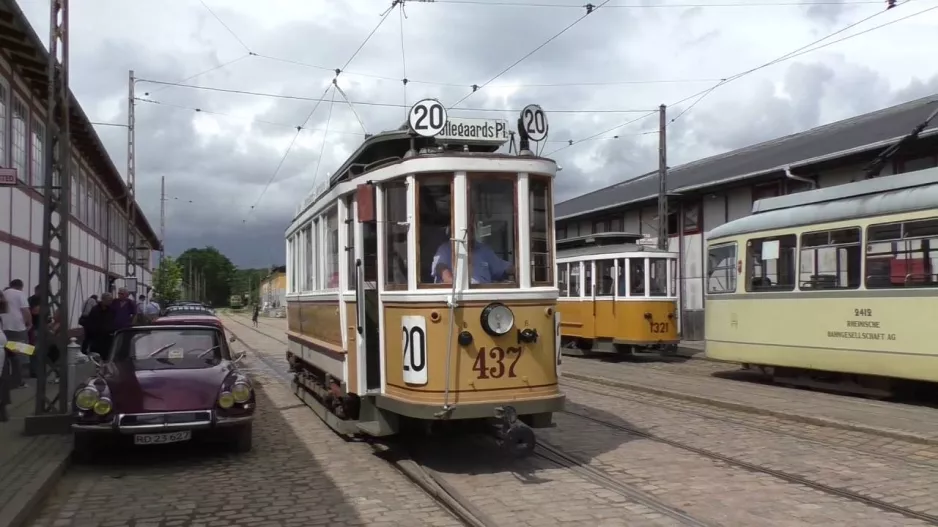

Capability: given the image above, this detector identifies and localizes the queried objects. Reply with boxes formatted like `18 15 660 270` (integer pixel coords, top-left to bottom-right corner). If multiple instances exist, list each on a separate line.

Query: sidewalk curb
561 372 938 447
0 441 72 527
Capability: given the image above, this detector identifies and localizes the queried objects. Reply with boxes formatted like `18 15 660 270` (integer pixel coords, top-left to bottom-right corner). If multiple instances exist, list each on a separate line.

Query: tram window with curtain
866 218 938 288
615 259 627 297
746 235 797 292
596 260 614 295
384 182 408 288
570 263 581 297
584 262 594 296
707 243 737 294
345 196 356 291
558 263 569 297
467 174 517 287
649 258 668 297
418 175 453 286
799 228 861 290
326 208 339 289
629 258 646 296
529 177 552 285
303 225 313 291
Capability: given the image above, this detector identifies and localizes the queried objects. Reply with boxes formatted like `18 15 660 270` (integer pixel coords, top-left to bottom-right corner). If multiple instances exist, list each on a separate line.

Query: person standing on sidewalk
113 288 137 330
85 293 116 360
1 279 32 389
0 293 10 421
79 294 98 355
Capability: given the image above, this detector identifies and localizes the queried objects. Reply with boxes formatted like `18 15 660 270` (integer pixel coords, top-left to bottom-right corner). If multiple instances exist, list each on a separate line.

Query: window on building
799 228 861 290
896 155 938 174
567 222 579 239
0 80 7 167
707 243 737 294
303 225 313 291
346 196 355 291
593 219 607 234
556 225 567 240
866 218 938 288
87 175 95 227
752 182 780 202
384 181 408 287
530 177 552 285
666 203 701 236
467 174 517 288
77 171 86 222
11 97 27 183
596 259 614 295
30 117 44 192
325 208 339 290
417 175 453 286
785 177 816 194
746 235 797 292
69 160 79 212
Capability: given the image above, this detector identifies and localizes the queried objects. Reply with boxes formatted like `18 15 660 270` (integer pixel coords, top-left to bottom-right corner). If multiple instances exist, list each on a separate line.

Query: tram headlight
480 303 514 337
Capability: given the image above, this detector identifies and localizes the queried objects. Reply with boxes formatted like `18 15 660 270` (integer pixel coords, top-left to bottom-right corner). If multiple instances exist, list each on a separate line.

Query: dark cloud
29 0 936 267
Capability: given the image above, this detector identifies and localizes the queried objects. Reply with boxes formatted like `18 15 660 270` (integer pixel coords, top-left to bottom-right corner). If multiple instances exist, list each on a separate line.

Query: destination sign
436 118 509 145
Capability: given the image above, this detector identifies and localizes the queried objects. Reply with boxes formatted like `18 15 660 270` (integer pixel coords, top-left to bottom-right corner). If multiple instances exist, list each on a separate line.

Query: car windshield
113 328 224 368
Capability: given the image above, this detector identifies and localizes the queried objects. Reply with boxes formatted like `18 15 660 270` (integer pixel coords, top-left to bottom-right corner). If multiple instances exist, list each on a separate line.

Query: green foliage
176 246 238 307
152 256 183 305
230 268 268 305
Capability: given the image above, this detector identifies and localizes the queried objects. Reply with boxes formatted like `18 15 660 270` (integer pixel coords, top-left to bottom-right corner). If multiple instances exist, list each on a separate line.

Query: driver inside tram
430 222 515 285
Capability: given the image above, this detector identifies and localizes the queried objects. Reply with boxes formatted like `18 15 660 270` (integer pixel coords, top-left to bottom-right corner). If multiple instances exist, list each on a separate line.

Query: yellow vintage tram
284 104 563 456
556 233 680 355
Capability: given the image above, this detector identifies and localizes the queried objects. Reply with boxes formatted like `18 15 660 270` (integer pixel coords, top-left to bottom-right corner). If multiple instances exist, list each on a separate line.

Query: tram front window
649 258 668 297
418 176 453 286
432 176 516 286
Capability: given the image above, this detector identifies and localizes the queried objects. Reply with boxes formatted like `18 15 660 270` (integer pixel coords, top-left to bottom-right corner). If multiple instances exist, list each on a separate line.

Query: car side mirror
229 335 237 343
233 351 246 363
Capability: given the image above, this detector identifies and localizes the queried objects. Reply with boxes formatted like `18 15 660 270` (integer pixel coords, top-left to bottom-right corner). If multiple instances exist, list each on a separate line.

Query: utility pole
125 70 137 286
187 259 192 300
28 0 71 434
657 104 668 251
159 176 165 265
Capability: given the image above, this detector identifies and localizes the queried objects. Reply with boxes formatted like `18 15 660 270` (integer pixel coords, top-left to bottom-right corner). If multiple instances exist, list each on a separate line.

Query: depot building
0 0 161 333
555 94 938 341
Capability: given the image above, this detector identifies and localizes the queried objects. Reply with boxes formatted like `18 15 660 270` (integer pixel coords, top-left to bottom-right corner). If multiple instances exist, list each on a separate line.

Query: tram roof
706 166 938 241
557 232 672 258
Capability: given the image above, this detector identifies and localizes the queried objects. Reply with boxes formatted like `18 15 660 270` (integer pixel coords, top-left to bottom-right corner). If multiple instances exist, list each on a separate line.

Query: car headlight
231 382 251 404
480 303 514 336
93 397 113 416
218 391 235 409
75 387 99 411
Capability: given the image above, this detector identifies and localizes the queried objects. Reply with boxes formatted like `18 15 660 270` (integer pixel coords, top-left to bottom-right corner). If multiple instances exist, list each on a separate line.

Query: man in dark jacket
85 293 117 360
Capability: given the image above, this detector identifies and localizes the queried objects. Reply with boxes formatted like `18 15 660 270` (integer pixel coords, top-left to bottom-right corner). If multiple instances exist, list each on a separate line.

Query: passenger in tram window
431 225 514 285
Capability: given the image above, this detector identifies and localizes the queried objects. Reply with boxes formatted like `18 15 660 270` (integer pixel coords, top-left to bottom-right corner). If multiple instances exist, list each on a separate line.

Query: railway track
225 315 715 526
559 380 938 525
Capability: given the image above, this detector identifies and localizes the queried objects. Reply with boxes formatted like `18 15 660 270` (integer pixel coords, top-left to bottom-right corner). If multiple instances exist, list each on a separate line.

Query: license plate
133 431 192 445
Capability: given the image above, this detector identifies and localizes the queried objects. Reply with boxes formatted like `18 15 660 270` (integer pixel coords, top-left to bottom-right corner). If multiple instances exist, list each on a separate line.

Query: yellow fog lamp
93 397 113 416
218 391 235 409
231 382 251 404
75 387 99 411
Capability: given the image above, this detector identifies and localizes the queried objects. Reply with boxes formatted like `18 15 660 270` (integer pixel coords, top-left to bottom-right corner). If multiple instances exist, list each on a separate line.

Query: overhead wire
133 78 656 113
430 0 888 8
144 53 254 96
197 0 253 54
312 86 340 187
449 0 613 108
547 0 929 157
399 1 409 121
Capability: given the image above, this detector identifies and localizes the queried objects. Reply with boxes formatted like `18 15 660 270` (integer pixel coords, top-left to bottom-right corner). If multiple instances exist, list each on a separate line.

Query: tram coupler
491 406 536 459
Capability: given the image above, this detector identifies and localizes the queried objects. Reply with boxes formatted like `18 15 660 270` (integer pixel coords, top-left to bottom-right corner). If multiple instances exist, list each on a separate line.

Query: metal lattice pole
125 70 137 287
29 0 71 430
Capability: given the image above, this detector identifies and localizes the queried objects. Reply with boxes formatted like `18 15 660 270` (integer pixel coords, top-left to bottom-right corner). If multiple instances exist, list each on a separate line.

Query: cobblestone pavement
30 338 463 526
231 314 937 526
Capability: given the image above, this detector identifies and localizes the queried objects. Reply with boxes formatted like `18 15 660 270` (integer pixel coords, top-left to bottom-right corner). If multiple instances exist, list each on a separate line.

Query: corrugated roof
556 94 938 220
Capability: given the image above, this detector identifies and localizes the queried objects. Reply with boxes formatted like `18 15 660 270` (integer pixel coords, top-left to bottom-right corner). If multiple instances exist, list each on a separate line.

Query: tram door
356 199 382 393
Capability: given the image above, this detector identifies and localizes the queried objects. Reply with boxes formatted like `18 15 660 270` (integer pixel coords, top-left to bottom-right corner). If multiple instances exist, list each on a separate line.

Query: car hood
104 362 235 413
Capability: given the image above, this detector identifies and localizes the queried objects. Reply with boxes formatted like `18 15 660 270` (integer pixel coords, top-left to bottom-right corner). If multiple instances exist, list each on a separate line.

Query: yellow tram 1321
705 166 938 398
283 100 563 457
556 232 680 356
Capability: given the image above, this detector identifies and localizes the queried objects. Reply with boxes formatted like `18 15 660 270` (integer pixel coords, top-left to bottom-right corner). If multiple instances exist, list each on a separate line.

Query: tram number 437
473 347 523 380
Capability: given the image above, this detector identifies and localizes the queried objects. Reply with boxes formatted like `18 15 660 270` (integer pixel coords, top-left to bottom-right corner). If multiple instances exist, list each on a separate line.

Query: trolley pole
26 0 72 435
125 70 137 286
656 104 668 251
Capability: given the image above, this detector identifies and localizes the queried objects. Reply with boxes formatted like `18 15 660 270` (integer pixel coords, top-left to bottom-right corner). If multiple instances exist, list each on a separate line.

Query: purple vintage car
71 316 255 459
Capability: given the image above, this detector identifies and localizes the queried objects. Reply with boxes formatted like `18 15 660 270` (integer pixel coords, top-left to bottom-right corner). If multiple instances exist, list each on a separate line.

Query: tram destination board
437 117 509 145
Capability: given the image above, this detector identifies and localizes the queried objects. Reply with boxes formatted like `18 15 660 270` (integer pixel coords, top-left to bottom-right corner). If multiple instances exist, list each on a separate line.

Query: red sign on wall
0 167 16 186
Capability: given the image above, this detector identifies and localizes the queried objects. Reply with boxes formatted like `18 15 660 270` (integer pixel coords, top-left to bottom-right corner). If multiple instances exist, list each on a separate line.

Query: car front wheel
232 423 253 453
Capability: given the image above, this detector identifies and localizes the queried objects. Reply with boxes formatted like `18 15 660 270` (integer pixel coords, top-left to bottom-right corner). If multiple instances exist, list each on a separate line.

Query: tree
152 256 183 305
230 268 269 305
176 246 238 306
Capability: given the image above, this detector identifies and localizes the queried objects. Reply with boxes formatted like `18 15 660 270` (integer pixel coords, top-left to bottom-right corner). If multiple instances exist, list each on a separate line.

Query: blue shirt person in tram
431 235 514 285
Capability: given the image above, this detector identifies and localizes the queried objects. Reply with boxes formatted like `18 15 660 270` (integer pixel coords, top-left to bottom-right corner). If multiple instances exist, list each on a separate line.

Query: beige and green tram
705 166 938 397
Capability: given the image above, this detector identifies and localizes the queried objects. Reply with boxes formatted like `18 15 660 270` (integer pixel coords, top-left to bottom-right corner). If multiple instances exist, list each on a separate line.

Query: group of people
0 280 160 421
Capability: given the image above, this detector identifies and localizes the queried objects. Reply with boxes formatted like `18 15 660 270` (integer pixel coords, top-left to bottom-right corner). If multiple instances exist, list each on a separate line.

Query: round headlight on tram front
75 387 99 411
218 391 235 409
480 303 514 336
231 382 252 404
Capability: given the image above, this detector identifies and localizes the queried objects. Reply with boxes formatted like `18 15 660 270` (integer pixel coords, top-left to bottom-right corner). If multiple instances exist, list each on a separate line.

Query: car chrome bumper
72 409 254 434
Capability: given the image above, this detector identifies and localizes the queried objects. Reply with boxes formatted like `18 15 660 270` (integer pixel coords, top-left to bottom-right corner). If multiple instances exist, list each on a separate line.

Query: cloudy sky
17 0 938 268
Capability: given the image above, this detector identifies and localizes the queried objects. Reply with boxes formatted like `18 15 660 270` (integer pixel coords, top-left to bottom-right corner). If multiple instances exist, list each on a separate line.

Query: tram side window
303 225 313 291
384 182 408 288
346 196 356 291
866 218 938 288
629 258 646 296
467 174 517 287
570 263 581 297
558 264 569 297
649 258 668 297
529 178 553 285
418 176 453 285
746 235 796 292
584 262 593 296
707 243 737 294
596 260 614 295
799 228 860 290
326 208 339 289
